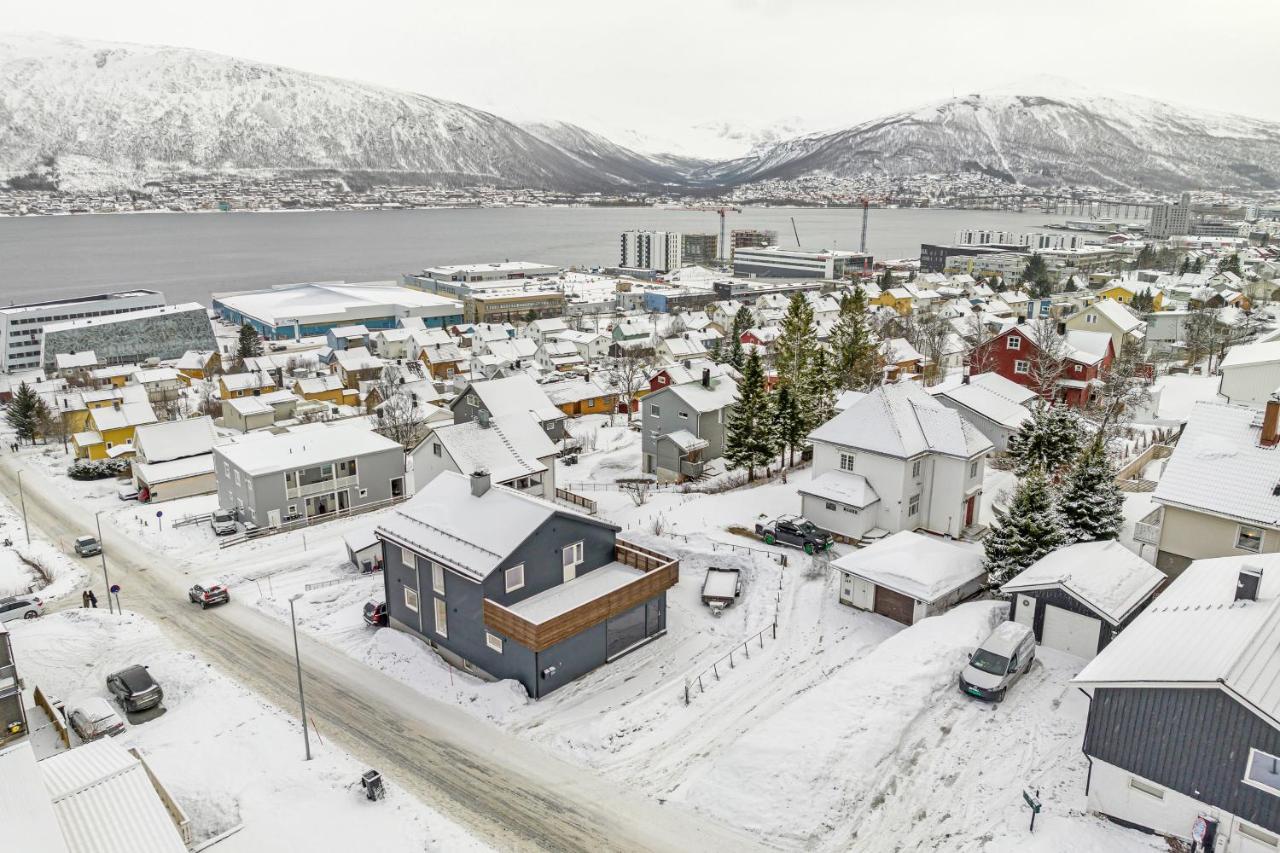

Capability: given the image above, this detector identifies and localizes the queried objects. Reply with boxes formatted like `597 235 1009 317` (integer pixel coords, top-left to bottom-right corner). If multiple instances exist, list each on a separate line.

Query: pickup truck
755 515 833 555
701 567 741 616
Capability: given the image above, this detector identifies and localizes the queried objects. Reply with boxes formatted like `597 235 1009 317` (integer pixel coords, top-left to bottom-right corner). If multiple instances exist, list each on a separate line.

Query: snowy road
0 458 760 853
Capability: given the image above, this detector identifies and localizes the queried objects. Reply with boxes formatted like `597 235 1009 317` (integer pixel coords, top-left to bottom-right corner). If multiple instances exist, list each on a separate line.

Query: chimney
470 468 491 497
477 408 491 429
682 359 691 370
1263 395 1280 447
962 364 971 385
1237 565 1263 603
702 368 711 388
112 399 121 410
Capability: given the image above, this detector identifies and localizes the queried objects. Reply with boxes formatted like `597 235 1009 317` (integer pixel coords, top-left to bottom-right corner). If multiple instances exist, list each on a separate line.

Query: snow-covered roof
1073 299 1143 332
1074 554 1280 727
880 337 924 364
541 379 608 406
212 281 461 326
429 414 556 485
0 742 70 853
662 429 709 453
1063 329 1113 364
328 324 369 337
1222 341 1280 370
1001 541 1165 624
333 347 384 372
215 422 402 476
89 401 157 431
221 372 273 392
833 390 867 412
809 382 993 460
41 738 188 853
376 471 616 582
173 350 213 370
506 562 644 624
661 336 708 358
134 453 216 485
294 374 344 395
223 396 274 416
798 471 880 508
934 373 1036 430
830 531 984 604
132 415 216 463
456 374 564 424
664 373 740 414
54 351 97 369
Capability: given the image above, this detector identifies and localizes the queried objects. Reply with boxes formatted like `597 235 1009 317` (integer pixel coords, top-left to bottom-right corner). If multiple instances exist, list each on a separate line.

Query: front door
964 496 976 527
1014 595 1036 630
267 509 281 528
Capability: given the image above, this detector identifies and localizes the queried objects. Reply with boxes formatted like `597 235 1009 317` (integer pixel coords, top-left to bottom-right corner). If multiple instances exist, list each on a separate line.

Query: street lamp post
288 594 312 761
94 510 113 615
16 470 29 545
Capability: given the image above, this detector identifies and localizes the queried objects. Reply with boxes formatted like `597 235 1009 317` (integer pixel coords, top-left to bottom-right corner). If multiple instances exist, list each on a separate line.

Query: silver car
74 535 101 557
958 621 1036 702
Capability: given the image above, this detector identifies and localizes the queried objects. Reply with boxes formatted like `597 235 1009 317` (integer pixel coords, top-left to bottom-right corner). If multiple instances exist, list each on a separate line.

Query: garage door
1041 605 1101 660
873 586 915 625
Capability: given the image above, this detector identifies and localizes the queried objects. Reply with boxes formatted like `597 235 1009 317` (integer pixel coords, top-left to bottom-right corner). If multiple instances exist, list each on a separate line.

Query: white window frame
433 597 448 638
970 460 978 478
563 540 584 571
432 562 445 595
650 405 661 417
401 547 417 569
679 410 689 419
1237 525 1265 554
1014 359 1030 375
404 586 419 613
1127 777 1165 800
486 632 504 653
911 459 921 478
505 564 525 593
1238 819 1280 848
1244 747 1280 798
1006 335 1021 350
1085 313 1098 325
839 452 856 472
908 494 920 516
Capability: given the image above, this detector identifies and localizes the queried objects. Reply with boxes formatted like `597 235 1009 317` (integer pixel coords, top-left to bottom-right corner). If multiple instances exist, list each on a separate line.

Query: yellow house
219 372 277 399
175 350 221 382
873 287 915 315
292 375 346 406
1098 281 1164 311
90 365 136 388
73 400 158 460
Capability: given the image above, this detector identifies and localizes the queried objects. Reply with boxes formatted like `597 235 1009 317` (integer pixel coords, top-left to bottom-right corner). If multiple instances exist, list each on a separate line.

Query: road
0 457 763 853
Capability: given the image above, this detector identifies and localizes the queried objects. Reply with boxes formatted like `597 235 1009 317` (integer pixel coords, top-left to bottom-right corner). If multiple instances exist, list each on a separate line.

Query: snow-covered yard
6 609 487 852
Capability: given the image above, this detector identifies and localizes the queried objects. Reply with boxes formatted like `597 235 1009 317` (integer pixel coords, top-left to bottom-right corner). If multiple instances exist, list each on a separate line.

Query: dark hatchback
106 665 164 713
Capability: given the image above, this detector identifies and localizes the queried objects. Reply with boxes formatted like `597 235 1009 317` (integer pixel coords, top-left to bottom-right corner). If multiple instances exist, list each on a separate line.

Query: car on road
106 665 164 713
0 594 43 623
74 535 102 557
209 509 237 536
189 582 230 609
117 486 139 501
958 621 1036 703
68 697 127 741
755 515 833 555
363 601 387 627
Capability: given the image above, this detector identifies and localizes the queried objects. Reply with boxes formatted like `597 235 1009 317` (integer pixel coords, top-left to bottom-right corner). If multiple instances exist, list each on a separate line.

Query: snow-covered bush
67 458 130 480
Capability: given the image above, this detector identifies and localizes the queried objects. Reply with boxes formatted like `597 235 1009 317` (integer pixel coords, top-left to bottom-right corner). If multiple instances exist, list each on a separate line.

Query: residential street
0 456 760 853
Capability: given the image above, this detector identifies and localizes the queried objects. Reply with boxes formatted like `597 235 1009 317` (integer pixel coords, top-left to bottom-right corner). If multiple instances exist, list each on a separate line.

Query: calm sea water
0 206 1066 305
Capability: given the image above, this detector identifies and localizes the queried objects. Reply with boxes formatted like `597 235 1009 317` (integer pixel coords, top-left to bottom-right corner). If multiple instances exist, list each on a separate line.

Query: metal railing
287 474 358 500
219 493 407 548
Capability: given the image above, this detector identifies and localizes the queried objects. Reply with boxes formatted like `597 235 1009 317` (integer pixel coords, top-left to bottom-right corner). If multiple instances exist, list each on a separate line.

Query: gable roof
1221 341 1280 370
809 382 993 459
1074 554 1280 728
214 422 402 475
830 531 984 603
132 416 216 464
934 372 1037 430
1072 298 1143 333
1001 541 1165 624
663 374 740 414
375 470 617 582
454 374 564 423
428 414 557 484
89 401 157 432
1153 401 1280 527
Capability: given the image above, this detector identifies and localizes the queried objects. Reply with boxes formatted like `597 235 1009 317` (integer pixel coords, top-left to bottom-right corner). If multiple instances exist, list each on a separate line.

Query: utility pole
94 510 113 614
16 470 29 545
289 594 312 761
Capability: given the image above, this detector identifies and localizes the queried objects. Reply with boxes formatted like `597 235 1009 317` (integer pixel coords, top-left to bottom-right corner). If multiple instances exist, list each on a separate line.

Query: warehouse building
212 281 463 340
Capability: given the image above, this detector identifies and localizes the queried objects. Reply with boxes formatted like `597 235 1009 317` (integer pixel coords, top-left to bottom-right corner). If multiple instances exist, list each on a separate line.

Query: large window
1245 748 1280 797
433 597 448 637
563 541 584 573
505 564 525 593
1238 525 1265 553
404 586 419 613
908 494 920 517
432 562 445 595
840 452 856 472
402 547 417 569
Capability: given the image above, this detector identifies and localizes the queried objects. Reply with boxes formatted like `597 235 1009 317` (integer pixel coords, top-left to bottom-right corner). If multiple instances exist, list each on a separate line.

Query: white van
958 621 1036 702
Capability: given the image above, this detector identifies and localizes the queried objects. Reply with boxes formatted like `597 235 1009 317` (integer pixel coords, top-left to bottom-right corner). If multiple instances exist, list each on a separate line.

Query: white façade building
801 382 992 540
0 290 166 373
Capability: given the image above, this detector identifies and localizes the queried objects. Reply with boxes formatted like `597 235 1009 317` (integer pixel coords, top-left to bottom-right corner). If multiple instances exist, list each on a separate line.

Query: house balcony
679 458 706 479
287 474 358 500
482 540 679 653
1133 507 1162 546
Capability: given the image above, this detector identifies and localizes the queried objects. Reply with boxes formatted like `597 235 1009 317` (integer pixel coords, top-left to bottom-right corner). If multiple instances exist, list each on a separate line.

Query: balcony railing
287 474 358 500
1133 507 1162 546
679 459 705 479
483 540 678 652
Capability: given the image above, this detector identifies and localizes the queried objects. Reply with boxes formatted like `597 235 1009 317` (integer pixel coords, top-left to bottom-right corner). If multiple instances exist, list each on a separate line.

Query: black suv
106 665 164 713
755 515 834 554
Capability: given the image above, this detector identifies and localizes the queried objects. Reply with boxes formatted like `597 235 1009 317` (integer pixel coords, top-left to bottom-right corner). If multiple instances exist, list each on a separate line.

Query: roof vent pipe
1237 566 1263 603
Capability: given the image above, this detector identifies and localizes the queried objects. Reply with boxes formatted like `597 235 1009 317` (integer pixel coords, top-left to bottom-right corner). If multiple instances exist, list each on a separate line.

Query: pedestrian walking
87 589 98 608
81 590 90 608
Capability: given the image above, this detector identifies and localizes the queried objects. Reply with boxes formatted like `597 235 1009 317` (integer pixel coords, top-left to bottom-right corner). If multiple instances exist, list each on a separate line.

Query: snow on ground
6 609 488 853
0 489 87 600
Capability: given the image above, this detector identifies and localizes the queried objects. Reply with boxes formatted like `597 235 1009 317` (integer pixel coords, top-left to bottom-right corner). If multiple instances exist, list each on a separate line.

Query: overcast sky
7 0 1278 156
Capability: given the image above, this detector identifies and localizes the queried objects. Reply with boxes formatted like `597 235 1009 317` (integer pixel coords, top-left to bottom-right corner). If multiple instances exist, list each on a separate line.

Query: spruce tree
984 468 1066 585
724 349 776 482
774 387 804 467
803 347 837 431
725 306 752 370
1006 404 1083 478
829 287 877 391
1057 438 1124 543
237 323 263 363
774 294 817 405
5 381 41 444
1020 253 1048 286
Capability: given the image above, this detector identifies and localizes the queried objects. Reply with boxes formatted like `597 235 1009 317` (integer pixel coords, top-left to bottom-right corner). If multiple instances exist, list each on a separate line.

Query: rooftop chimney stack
477 408 491 429
470 468 491 498
1237 565 1263 603
702 368 711 388
1262 395 1280 447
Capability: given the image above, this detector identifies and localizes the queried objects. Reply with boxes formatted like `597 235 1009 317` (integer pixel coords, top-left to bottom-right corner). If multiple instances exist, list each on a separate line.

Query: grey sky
7 0 1278 156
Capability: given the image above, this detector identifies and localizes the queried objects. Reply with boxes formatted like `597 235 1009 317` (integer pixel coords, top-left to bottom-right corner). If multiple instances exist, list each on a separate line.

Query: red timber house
969 323 1114 408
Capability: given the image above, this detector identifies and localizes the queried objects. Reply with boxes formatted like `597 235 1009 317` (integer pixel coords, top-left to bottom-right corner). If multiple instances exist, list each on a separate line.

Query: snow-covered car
68 697 127 741
0 594 43 623
209 510 237 536
117 486 139 501
958 621 1036 702
189 582 230 608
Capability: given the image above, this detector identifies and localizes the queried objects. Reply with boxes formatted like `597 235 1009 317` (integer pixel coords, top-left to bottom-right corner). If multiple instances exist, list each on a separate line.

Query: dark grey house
640 367 738 482
1001 540 1165 660
375 470 678 697
450 374 568 442
1074 555 1280 847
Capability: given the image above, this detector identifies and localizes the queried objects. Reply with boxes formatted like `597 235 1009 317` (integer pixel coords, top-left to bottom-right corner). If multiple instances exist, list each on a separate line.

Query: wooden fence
554 487 598 515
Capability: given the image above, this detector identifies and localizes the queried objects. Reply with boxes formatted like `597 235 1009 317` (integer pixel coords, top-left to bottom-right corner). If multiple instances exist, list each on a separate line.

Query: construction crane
855 196 890 276
681 205 742 264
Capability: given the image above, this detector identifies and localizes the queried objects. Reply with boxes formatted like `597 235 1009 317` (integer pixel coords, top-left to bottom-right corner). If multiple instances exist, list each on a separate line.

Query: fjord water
0 206 1068 304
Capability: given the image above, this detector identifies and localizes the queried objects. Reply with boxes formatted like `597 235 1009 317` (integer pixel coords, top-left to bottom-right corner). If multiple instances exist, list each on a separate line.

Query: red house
969 324 1114 408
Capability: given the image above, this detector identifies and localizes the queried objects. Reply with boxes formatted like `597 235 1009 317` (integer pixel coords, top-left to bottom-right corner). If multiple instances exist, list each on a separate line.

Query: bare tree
607 348 655 423
963 312 997 376
1026 318 1068 399
1093 335 1153 439
910 311 951 385
373 373 426 448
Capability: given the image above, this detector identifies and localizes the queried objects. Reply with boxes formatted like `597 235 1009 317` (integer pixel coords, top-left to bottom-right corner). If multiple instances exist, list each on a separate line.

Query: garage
1041 605 1101 660
873 586 916 625
830 531 987 626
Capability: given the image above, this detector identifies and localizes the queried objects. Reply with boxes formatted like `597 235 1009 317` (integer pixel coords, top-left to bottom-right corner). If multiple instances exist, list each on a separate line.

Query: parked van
958 621 1035 702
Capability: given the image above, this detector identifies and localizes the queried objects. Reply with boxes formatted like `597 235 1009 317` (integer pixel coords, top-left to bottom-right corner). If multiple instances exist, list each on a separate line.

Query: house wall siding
1083 686 1280 835
1156 505 1280 576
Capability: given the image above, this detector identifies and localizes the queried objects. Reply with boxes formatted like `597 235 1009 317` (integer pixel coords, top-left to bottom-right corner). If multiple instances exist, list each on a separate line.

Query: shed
1001 540 1166 660
829 530 986 625
342 522 383 573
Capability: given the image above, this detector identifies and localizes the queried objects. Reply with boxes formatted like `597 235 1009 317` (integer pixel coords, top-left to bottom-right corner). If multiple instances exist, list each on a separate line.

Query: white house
409 410 558 497
1220 342 1280 409
932 372 1039 452
801 382 993 540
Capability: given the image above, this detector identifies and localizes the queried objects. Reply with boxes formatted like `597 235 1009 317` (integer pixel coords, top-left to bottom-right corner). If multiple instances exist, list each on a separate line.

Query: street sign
109 584 120 594
156 510 163 517
1023 788 1042 832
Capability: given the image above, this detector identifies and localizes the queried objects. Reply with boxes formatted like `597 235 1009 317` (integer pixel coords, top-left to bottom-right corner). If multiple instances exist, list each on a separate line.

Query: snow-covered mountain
696 90 1280 191
520 120 708 186
0 33 686 192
